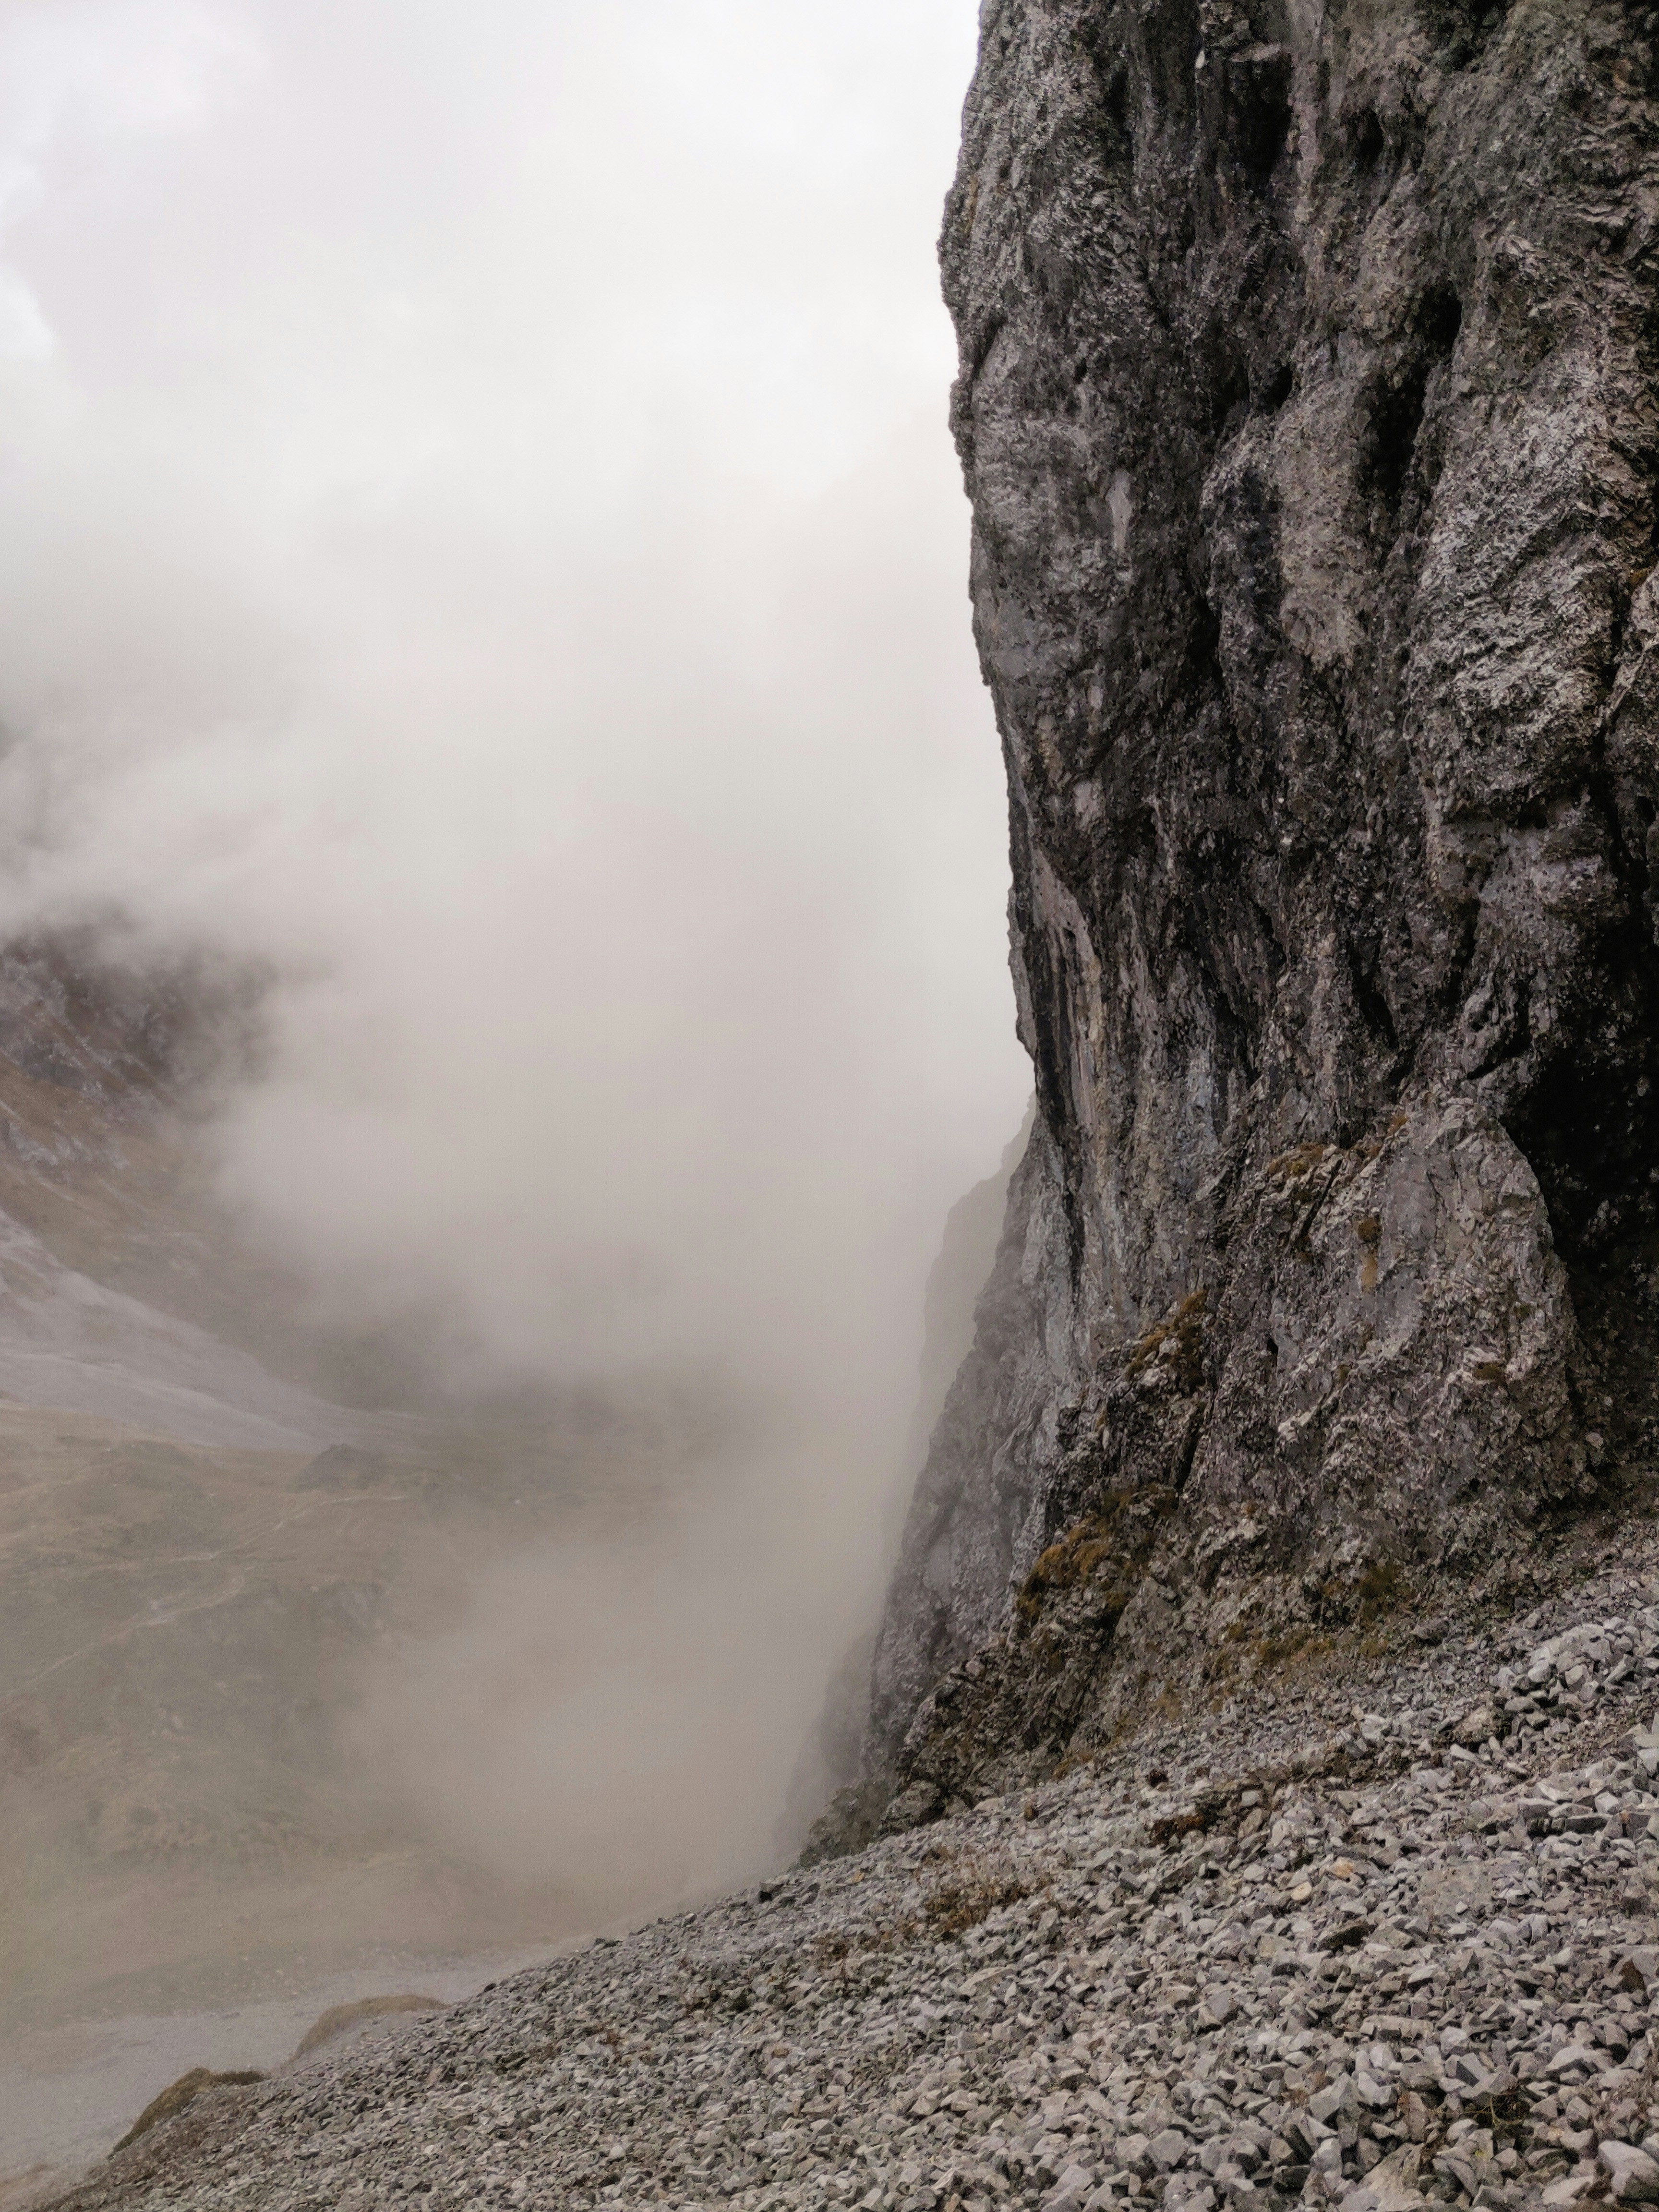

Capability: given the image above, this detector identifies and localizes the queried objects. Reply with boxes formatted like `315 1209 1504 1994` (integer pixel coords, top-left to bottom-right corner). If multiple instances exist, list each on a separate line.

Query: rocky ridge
58 1537 1659 2212
859 0 1659 1827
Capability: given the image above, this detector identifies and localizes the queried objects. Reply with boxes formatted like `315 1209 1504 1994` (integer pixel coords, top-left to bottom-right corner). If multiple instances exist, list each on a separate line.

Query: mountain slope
51 1521 1659 2212
0 1206 405 1451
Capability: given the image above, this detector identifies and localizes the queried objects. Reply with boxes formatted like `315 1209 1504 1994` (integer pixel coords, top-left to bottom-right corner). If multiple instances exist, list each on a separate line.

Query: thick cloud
0 0 1022 1390
0 0 1025 1910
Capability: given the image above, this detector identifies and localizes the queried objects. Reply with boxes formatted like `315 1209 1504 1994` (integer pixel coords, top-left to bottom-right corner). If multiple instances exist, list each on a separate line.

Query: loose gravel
51 1555 1659 2212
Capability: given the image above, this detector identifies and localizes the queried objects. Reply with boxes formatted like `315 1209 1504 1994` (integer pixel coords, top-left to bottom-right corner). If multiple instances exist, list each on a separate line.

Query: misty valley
0 933 1008 2192
0 942 740 2170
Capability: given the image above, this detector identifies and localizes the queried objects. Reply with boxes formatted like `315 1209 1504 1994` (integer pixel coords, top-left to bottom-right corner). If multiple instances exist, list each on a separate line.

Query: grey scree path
52 1547 1659 2212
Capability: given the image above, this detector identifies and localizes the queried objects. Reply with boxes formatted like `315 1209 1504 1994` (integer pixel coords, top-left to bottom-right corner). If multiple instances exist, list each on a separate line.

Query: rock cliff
864 0 1659 1827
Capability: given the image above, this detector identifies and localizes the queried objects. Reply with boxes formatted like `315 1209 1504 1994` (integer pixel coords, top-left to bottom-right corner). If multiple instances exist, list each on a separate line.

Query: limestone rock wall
864 0 1659 1827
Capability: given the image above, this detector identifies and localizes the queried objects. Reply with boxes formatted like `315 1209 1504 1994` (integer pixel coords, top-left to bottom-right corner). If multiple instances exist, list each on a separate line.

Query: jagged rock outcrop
863 0 1659 1829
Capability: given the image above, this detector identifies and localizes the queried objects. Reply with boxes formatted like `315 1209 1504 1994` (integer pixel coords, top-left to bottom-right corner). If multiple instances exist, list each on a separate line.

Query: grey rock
1286 2111 1334 2159
1117 2132 1154 2177
1309 2077 1354 2126
1541 2178 1601 2209
1603 2144 1659 2203
860 0 1659 1811
1363 2145 1427 2212
1150 2127 1193 2171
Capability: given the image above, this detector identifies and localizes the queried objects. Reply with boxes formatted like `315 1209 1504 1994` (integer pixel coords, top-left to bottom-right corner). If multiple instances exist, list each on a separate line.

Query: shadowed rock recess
846 0 1659 1840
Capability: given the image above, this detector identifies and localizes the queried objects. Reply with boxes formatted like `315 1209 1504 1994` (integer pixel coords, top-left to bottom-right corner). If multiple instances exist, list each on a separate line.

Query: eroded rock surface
865 0 1659 1819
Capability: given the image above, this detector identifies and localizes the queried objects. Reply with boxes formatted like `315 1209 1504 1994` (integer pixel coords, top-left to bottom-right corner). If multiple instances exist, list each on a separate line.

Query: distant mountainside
0 934 416 1438
903 1110 1034 1497
0 936 444 1418
790 1113 1029 1855
0 934 720 2044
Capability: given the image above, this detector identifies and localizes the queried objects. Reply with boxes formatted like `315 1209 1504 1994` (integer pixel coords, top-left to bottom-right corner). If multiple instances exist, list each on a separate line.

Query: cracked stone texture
858 0 1659 1825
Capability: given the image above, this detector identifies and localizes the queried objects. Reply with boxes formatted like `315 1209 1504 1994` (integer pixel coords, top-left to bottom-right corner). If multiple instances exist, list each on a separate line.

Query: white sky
0 0 1025 1412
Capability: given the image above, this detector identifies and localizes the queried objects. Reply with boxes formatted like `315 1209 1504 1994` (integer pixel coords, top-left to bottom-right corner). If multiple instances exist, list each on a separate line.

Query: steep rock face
866 0 1659 1818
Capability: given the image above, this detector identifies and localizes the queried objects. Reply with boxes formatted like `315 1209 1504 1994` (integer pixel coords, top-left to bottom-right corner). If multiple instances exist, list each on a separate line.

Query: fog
0 0 1023 1985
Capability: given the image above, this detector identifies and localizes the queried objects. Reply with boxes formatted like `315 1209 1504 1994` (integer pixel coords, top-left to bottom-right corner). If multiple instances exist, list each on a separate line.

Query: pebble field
53 1554 1659 2212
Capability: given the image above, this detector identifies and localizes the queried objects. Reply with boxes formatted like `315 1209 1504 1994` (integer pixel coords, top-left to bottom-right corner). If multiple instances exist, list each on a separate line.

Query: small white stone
1600 2143 1659 2203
